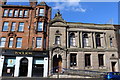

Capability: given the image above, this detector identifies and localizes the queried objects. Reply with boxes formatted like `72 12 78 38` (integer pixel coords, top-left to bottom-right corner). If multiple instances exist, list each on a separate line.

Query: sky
6 0 118 24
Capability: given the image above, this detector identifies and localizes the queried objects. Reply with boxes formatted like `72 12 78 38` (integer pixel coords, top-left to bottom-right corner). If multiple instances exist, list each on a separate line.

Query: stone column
91 33 94 48
14 57 23 77
67 53 70 69
93 32 96 48
49 51 52 75
27 57 33 77
80 32 83 48
77 31 80 48
0 56 4 77
44 57 48 77
67 31 69 48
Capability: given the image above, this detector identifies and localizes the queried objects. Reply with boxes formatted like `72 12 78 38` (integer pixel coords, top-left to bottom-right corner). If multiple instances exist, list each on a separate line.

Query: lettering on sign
15 52 32 55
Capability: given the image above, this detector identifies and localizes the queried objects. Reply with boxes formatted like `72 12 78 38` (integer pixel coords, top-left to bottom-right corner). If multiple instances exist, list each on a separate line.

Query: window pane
4 9 8 17
24 10 28 17
16 38 22 48
85 54 91 66
19 10 23 17
39 9 44 16
8 9 13 17
55 36 60 45
11 22 16 31
9 38 13 48
0 37 6 47
70 54 77 67
110 38 113 47
37 22 43 31
36 37 42 48
3 22 9 31
98 54 104 66
18 22 24 31
14 10 18 17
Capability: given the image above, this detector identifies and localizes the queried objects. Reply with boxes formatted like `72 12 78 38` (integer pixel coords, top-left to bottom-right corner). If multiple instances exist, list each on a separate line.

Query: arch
19 58 28 76
53 54 62 73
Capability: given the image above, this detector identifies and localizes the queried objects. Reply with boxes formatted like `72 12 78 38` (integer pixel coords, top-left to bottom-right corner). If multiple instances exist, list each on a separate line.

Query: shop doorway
19 58 28 76
53 55 62 73
111 62 116 72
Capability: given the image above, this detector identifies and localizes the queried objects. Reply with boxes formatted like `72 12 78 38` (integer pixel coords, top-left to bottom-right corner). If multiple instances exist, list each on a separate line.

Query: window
44 38 46 48
96 34 101 47
14 10 18 17
24 10 28 17
85 54 91 67
36 37 42 48
98 54 104 67
44 23 47 32
37 22 43 31
55 36 60 45
8 9 13 17
110 38 113 47
19 10 23 17
16 38 22 48
70 54 77 67
70 33 75 46
11 22 16 31
0 37 6 47
39 9 44 16
3 9 8 17
2 22 9 31
83 33 89 47
8 38 13 48
18 22 24 32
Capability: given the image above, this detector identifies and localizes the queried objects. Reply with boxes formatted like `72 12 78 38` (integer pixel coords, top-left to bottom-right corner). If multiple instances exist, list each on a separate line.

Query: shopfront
0 49 48 77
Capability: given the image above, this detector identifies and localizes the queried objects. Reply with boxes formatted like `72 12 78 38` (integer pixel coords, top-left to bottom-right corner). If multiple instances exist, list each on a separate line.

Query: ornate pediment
49 10 67 27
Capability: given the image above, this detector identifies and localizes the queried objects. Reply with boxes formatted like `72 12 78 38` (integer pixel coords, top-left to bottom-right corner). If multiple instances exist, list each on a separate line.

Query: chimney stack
29 0 37 6
0 0 7 5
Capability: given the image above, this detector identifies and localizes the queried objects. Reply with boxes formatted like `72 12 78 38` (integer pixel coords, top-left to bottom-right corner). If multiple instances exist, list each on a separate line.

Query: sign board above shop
0 49 48 57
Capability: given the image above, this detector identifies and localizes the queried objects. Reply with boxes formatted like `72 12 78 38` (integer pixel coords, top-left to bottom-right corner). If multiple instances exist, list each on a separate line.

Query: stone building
48 11 119 75
0 0 51 77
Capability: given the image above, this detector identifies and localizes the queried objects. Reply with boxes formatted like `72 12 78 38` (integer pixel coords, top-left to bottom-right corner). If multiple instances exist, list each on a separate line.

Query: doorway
53 55 62 73
19 58 28 76
111 62 116 72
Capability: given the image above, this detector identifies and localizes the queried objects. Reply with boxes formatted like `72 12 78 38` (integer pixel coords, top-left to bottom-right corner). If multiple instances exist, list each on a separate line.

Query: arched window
96 34 101 47
69 33 75 47
83 33 89 47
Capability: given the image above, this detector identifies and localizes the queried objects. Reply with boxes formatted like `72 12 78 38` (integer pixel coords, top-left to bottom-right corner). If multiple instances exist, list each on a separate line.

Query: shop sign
34 59 44 64
15 51 32 55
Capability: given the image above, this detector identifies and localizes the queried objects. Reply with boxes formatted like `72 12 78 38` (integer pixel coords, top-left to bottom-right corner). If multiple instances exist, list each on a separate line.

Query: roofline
67 22 114 26
2 5 32 8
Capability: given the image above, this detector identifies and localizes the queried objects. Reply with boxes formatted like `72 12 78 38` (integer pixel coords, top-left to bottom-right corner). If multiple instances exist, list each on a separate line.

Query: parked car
104 72 120 80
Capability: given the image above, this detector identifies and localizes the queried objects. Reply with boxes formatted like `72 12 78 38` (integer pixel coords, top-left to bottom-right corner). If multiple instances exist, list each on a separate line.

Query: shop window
36 37 42 48
0 37 6 47
85 54 91 67
24 10 28 17
16 37 22 48
3 9 8 17
39 9 44 16
11 22 16 31
18 22 24 32
8 38 13 48
83 33 89 47
14 10 18 17
19 10 23 17
44 38 46 48
96 34 101 47
55 36 60 45
69 33 76 47
2 22 9 31
70 54 77 67
8 9 13 17
37 22 43 31
98 54 104 67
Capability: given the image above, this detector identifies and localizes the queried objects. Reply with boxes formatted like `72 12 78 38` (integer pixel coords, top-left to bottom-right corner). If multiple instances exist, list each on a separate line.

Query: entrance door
53 55 62 73
19 58 28 76
111 62 116 72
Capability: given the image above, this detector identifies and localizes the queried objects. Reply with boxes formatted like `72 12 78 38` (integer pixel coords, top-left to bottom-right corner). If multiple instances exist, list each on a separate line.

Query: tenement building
0 0 51 77
114 25 120 71
48 11 119 75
